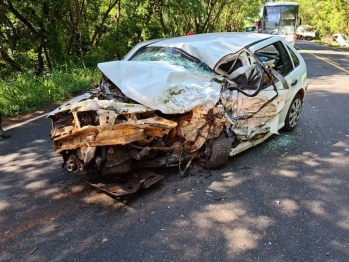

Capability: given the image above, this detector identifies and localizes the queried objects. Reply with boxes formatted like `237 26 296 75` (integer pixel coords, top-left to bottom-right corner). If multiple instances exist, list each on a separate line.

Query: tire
205 134 231 170
283 94 303 132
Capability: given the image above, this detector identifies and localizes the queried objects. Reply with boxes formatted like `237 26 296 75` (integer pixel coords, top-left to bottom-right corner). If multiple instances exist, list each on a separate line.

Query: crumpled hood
98 60 222 114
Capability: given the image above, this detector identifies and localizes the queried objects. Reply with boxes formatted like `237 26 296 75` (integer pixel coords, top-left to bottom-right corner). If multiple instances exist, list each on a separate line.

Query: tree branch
1 1 38 35
91 0 120 46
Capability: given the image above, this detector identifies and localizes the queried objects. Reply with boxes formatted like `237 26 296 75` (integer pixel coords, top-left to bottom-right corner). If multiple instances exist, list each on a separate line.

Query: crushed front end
48 79 227 178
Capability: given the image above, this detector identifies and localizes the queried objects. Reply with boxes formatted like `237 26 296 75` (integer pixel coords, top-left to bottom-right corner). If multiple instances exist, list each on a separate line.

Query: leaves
0 0 266 77
296 0 349 36
1 0 348 78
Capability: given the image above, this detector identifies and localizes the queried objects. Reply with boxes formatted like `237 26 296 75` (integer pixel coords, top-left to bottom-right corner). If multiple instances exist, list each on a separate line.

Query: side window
255 41 293 76
287 47 300 68
274 41 293 76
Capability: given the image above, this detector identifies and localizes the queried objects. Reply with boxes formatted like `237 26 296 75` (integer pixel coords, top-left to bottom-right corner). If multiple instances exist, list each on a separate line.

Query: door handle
291 79 298 86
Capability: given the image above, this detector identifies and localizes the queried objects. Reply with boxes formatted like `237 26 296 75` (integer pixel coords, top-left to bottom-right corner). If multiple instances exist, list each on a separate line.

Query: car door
250 38 306 129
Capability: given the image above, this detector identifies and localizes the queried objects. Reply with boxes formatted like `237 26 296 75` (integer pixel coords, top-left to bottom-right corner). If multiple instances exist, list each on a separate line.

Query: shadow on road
0 86 349 261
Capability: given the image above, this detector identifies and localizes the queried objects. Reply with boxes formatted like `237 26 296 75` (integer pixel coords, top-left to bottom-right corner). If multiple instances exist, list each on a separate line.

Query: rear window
256 41 294 76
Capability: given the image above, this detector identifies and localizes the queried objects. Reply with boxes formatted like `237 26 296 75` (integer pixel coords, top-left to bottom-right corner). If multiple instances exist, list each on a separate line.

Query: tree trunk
0 49 22 72
92 0 120 46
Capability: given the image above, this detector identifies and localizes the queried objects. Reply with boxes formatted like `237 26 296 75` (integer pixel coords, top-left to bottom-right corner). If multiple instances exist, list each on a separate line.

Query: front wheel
283 94 303 132
204 134 231 170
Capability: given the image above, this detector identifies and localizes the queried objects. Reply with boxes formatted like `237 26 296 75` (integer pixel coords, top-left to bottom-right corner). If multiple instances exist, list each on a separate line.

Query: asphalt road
1 40 349 262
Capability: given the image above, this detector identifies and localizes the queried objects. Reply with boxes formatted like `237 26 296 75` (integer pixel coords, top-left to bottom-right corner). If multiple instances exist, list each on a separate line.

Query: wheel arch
297 88 306 101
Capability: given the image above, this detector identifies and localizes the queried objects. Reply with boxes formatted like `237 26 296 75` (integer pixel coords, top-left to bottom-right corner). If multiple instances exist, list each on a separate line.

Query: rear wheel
283 94 303 132
204 134 231 169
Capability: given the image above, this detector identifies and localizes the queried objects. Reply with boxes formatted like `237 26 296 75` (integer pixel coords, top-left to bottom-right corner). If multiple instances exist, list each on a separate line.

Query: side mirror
298 17 302 26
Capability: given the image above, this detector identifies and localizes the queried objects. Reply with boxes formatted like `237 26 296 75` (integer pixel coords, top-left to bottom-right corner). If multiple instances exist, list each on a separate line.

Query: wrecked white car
333 34 349 47
48 33 307 195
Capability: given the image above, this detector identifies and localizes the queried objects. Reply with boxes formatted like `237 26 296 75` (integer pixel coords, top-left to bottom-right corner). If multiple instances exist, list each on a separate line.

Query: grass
0 67 100 117
311 38 349 51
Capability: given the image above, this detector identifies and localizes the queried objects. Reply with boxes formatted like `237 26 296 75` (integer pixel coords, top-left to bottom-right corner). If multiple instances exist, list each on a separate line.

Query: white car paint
333 34 349 47
48 32 308 173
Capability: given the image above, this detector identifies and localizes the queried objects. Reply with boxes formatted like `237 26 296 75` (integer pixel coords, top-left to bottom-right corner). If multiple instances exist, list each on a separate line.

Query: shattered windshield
130 47 213 76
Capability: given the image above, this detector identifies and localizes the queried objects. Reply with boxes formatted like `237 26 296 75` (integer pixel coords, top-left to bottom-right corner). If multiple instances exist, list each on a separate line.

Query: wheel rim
288 98 302 128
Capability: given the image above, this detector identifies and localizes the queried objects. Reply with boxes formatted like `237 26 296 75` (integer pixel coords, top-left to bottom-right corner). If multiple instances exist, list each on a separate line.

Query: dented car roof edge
122 32 276 72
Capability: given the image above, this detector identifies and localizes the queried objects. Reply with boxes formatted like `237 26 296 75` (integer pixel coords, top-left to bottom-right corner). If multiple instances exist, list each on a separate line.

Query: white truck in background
296 26 316 40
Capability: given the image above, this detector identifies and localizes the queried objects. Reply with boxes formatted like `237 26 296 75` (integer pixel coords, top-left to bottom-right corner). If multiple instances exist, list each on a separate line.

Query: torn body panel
222 89 288 140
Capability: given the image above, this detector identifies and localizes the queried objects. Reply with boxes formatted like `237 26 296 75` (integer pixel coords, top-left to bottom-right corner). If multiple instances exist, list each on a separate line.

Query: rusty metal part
78 146 97 164
129 147 151 160
51 117 177 154
180 151 198 177
101 159 132 174
104 146 131 167
132 154 188 168
179 105 225 153
130 144 174 153
66 155 84 173
86 171 164 196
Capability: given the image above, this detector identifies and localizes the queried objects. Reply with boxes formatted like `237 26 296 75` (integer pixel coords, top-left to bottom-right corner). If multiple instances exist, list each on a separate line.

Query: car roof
131 32 275 70
148 32 271 51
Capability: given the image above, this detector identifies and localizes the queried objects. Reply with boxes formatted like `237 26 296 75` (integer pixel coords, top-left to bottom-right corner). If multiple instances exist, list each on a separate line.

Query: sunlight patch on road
82 191 135 211
38 188 61 197
209 172 249 192
274 199 299 217
188 202 273 253
0 200 10 211
193 202 245 228
25 179 49 190
277 169 299 178
226 227 260 251
286 153 348 169
336 209 349 230
304 200 330 218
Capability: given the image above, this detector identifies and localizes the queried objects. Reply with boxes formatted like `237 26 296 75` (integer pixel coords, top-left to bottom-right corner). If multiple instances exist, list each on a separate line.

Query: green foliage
1 0 349 117
0 68 100 117
296 0 349 36
1 0 265 76
1 0 349 77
